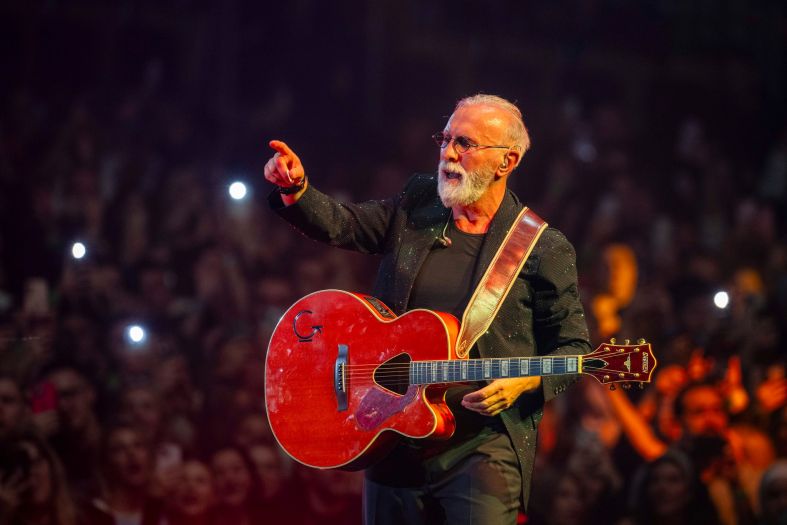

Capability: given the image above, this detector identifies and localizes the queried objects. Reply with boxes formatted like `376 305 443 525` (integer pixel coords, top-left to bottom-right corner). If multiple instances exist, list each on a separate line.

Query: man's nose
441 141 460 162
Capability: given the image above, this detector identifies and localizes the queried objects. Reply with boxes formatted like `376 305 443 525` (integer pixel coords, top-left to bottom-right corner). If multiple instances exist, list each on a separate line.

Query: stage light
714 291 729 309
126 325 147 345
71 242 86 259
229 181 248 200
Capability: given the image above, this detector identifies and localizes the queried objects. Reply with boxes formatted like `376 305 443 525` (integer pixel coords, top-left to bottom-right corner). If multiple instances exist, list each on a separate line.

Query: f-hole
373 353 411 396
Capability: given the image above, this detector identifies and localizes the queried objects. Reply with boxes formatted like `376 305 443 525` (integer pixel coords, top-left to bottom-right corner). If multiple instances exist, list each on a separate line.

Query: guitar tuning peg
638 382 645 390
622 383 631 390
637 338 646 344
609 338 617 344
624 339 631 345
609 384 616 391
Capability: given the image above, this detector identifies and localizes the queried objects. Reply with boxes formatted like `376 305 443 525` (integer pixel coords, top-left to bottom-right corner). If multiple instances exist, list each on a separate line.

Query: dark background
0 1 785 524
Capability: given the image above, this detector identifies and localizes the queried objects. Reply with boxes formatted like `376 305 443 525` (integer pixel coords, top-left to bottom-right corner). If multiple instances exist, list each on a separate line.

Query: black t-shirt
408 219 486 319
366 219 506 485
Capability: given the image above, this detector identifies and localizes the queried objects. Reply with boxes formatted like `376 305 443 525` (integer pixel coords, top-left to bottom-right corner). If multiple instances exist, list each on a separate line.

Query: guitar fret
543 358 552 374
408 350 607 388
412 355 587 385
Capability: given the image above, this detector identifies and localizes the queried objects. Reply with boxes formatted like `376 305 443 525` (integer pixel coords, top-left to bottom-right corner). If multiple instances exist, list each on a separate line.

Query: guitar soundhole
373 353 412 396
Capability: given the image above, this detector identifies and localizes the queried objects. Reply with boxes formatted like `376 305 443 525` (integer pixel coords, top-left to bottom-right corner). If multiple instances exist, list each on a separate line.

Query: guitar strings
334 348 645 371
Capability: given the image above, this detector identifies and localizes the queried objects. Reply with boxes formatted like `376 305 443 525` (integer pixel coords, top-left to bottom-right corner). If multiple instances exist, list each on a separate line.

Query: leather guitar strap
455 207 547 358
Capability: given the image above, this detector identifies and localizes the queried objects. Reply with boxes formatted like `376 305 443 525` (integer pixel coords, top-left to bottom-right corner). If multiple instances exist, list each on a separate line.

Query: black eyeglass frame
432 132 513 154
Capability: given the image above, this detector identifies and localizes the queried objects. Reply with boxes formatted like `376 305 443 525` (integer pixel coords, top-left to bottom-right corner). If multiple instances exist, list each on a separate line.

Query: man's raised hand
265 140 307 194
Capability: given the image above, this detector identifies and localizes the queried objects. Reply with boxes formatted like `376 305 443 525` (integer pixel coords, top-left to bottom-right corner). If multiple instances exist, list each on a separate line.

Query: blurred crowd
1 1 786 525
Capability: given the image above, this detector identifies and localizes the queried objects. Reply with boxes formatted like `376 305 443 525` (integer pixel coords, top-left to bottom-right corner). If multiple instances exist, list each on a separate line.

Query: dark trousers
363 432 521 525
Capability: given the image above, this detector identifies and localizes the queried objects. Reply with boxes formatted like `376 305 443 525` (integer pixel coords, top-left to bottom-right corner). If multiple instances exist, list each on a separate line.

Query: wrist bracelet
278 177 306 195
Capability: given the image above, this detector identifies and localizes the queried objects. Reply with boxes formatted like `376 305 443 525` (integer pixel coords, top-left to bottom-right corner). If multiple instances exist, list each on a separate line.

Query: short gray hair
455 94 531 156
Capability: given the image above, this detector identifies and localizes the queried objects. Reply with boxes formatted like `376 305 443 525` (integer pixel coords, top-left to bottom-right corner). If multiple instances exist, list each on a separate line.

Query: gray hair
455 94 531 157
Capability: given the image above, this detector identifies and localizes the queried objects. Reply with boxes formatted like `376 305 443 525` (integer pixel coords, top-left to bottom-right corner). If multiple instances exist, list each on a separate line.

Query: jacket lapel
470 189 524 287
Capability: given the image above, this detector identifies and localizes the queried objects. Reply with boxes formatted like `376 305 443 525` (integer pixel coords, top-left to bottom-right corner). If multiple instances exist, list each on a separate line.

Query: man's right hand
264 140 307 204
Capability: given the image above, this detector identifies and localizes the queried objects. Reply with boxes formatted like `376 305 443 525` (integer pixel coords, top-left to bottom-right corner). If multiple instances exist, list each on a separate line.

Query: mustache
438 160 467 177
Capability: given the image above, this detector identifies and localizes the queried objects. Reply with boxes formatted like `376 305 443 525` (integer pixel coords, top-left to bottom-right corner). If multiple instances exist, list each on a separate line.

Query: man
264 94 590 524
94 423 161 525
0 374 27 438
47 363 104 500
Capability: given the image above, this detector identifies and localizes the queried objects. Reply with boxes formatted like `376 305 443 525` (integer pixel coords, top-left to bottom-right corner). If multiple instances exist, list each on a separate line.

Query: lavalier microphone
436 216 452 248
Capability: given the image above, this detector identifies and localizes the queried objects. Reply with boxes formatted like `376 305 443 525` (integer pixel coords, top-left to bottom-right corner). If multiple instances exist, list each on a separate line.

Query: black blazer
270 173 591 508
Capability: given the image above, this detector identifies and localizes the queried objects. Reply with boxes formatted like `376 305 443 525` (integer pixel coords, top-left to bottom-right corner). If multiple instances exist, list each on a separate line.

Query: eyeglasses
432 132 512 154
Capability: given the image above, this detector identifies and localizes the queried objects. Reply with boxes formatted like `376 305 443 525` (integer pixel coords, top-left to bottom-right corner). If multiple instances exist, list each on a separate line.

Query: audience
0 2 784 522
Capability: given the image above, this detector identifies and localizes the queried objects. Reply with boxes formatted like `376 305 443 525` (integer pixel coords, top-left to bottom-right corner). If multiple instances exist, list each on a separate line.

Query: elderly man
264 94 590 525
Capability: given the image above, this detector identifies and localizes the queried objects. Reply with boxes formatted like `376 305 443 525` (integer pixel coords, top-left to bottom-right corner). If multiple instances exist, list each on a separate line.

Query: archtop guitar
265 289 656 470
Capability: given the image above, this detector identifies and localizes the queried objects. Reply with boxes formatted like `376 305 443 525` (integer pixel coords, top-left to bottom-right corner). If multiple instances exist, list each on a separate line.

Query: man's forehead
446 105 508 137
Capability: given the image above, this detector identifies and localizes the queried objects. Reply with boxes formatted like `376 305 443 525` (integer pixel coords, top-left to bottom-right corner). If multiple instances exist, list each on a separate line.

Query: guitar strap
455 207 547 358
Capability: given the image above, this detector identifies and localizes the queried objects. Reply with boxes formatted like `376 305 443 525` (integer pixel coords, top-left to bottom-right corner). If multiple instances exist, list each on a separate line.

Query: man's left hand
461 377 542 417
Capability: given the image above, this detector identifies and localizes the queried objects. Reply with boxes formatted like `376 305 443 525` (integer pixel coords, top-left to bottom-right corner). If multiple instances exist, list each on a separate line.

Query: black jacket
270 173 591 508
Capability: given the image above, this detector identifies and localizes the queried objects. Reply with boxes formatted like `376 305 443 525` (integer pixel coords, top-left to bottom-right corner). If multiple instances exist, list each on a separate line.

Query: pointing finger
275 156 293 182
269 140 298 163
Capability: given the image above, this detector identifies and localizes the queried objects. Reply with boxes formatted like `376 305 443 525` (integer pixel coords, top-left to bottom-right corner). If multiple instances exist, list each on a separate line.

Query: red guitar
265 290 657 470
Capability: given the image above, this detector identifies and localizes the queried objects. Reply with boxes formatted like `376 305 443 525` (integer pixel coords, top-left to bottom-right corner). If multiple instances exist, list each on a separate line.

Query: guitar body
265 290 461 470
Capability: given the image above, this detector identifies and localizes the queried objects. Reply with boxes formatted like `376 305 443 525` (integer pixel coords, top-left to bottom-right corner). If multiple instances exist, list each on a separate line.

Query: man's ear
497 148 522 178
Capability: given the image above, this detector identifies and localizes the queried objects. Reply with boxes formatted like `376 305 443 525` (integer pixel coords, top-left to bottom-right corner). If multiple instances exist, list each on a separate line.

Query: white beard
437 160 496 208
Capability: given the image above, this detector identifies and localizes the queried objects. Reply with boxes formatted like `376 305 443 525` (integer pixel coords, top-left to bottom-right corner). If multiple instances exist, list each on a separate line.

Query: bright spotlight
71 242 86 259
229 181 248 200
713 291 729 309
126 325 146 345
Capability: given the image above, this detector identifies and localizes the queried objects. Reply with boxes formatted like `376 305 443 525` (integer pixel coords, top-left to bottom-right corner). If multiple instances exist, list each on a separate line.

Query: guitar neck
409 355 581 385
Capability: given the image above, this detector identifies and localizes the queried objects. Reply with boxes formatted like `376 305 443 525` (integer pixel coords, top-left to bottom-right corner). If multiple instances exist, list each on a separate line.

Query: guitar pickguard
355 385 419 431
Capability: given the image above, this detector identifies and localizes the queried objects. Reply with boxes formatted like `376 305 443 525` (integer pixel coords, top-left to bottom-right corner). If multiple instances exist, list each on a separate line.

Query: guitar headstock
582 338 657 390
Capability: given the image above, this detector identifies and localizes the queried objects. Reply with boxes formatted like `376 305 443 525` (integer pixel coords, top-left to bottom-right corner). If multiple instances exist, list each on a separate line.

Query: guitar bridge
334 344 348 411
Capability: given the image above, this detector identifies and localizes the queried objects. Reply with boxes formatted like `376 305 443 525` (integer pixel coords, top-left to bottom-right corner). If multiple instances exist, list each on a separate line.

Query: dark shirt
367 220 506 486
408 220 485 319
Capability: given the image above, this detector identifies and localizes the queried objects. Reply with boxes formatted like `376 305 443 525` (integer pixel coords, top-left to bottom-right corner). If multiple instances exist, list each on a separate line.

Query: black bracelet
278 177 307 195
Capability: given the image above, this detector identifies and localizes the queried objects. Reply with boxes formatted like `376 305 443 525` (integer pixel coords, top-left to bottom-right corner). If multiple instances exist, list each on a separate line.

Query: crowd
1 2 786 525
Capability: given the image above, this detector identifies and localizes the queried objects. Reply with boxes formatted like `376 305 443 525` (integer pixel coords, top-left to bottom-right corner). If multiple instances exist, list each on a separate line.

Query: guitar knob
609 384 616 391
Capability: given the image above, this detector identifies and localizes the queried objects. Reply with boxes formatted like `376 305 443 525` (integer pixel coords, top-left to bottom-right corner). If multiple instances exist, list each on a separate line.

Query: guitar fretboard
409 356 580 385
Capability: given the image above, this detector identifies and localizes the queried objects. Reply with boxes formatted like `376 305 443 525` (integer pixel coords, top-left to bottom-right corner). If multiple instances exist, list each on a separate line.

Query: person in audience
0 375 28 439
0 431 110 525
209 446 263 525
46 364 103 500
757 460 787 525
93 424 161 525
143 459 216 525
622 450 721 525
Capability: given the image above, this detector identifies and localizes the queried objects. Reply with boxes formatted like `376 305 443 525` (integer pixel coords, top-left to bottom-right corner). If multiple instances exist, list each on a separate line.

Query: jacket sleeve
529 228 592 402
268 183 403 255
